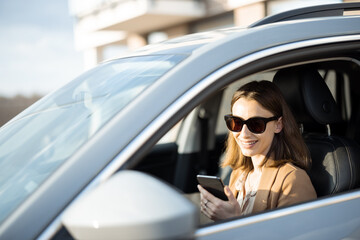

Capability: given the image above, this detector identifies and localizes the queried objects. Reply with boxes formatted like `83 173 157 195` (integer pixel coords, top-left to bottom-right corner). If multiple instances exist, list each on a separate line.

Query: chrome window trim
39 34 360 239
195 190 360 237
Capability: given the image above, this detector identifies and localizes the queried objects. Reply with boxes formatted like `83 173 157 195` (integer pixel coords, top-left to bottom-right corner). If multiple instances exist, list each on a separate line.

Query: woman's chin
241 149 256 157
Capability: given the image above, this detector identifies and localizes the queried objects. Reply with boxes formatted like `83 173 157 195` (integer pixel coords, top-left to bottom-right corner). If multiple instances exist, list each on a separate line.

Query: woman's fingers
224 186 241 216
198 184 241 220
198 185 216 209
224 186 236 202
197 185 219 203
201 205 212 219
198 184 221 219
200 198 216 219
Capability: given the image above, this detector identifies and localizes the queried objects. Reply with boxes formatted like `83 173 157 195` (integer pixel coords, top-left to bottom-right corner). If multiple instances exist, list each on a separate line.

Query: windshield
0 54 186 223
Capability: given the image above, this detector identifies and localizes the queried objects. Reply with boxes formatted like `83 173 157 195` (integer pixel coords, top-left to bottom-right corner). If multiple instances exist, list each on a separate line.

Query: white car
1 3 360 239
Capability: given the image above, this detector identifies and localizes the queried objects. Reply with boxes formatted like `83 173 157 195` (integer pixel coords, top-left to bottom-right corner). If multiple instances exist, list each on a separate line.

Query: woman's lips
240 140 258 148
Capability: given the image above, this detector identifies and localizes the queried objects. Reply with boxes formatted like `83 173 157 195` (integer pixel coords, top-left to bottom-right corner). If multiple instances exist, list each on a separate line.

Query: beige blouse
235 172 261 215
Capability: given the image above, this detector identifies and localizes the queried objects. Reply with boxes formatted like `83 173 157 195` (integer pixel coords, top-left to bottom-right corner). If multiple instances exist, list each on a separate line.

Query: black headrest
273 66 342 125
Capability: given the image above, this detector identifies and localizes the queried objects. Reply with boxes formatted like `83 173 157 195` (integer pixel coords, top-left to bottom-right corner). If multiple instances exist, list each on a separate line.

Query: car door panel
196 191 360 239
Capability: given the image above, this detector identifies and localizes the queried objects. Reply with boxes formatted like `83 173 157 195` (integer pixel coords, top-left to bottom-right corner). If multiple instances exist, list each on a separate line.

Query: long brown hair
222 80 311 171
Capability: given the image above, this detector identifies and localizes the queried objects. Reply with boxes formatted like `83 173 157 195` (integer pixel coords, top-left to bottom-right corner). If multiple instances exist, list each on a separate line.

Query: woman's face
231 97 282 162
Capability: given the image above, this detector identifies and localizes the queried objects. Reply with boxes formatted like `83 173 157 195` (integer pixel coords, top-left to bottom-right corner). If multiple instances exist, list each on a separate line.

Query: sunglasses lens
247 118 266 133
225 117 243 132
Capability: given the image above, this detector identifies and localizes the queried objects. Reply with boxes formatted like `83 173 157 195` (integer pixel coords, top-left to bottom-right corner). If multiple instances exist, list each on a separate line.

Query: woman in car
198 80 316 220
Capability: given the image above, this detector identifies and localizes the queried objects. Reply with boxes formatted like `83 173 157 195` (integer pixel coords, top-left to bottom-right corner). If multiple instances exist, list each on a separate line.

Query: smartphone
197 175 228 201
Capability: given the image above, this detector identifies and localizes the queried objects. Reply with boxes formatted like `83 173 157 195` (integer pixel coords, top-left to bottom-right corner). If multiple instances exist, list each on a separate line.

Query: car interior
132 56 360 226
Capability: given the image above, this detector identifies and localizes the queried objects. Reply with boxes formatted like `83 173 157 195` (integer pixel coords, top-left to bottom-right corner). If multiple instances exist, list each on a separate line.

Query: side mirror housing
62 171 198 240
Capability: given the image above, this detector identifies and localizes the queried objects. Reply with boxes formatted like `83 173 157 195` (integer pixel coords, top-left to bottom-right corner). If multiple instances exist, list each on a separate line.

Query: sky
0 0 83 97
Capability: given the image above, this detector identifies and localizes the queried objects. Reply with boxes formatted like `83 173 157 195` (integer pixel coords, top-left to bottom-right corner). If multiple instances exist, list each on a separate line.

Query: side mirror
62 170 198 240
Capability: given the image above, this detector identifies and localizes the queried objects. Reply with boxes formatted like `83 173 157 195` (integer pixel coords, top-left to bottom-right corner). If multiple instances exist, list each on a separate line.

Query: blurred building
69 0 344 70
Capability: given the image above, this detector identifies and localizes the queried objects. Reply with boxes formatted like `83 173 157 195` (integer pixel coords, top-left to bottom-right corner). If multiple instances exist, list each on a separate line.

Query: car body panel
196 191 360 239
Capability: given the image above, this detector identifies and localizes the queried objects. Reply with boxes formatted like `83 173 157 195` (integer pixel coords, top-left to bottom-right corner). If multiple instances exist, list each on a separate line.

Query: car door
196 191 360 239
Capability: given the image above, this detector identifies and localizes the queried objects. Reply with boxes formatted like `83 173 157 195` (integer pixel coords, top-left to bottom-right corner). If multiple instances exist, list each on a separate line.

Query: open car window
132 57 360 229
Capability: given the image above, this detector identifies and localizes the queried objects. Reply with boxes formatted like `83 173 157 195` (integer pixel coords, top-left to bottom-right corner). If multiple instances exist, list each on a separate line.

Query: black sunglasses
224 115 279 134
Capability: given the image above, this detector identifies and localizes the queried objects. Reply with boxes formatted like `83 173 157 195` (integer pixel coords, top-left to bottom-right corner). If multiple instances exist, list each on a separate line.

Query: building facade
69 0 345 70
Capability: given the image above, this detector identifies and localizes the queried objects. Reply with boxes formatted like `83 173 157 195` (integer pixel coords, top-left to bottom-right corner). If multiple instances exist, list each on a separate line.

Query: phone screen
197 175 228 201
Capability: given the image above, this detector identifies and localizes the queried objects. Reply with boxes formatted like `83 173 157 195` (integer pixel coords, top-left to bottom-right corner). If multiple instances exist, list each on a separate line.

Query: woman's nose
239 124 252 137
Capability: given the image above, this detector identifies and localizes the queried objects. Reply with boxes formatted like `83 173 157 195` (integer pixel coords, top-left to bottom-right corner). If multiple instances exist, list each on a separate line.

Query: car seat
273 66 360 197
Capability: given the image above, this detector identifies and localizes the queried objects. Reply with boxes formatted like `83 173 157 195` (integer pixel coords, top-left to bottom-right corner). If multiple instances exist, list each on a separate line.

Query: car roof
250 2 360 27
113 15 360 62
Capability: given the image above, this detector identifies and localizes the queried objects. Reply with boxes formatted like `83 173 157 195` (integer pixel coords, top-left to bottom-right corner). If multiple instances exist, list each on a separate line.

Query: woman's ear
274 117 283 133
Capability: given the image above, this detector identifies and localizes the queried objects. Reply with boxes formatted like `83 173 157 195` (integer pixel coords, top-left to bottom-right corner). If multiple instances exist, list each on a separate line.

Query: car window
0 54 186 224
135 58 360 229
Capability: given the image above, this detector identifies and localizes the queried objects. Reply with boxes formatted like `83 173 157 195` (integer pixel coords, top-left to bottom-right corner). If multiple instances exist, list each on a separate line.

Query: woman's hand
197 184 241 221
